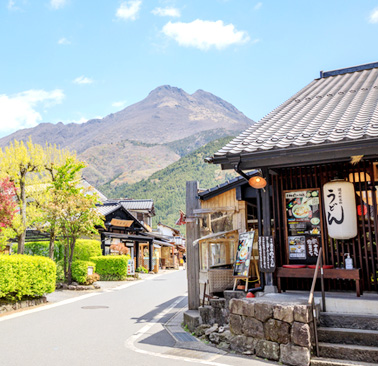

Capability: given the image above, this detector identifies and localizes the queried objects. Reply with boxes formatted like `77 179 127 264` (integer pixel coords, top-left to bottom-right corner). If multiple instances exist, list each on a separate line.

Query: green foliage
71 260 96 284
135 266 148 273
101 137 237 232
56 261 65 282
90 255 129 280
0 254 56 301
12 241 64 261
73 239 102 261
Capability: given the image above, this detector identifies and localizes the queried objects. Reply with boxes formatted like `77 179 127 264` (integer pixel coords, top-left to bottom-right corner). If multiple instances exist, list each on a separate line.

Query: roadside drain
172 332 195 342
81 306 109 310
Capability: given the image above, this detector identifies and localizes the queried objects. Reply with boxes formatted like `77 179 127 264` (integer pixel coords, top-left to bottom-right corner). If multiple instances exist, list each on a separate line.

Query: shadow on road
130 296 187 324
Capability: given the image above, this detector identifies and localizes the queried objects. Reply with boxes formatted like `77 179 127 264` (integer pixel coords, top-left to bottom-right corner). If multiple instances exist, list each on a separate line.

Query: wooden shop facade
190 62 378 300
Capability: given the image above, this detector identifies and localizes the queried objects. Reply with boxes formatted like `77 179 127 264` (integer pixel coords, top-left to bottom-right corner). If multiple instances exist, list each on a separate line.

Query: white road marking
124 296 232 366
0 270 176 322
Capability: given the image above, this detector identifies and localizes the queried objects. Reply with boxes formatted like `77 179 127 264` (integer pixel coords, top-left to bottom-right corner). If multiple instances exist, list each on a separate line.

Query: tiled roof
96 204 119 216
104 199 154 213
214 63 378 158
198 170 258 200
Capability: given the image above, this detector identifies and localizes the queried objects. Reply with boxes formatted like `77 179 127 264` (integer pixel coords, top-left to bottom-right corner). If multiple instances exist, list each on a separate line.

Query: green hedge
12 241 64 262
0 255 56 301
73 239 102 261
71 260 96 284
90 256 130 280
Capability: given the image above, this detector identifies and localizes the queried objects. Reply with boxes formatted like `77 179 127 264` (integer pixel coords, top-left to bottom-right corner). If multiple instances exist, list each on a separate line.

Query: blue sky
1 0 378 138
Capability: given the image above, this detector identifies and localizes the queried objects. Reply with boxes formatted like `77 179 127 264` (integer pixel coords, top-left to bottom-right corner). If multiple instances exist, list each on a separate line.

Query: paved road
0 270 272 366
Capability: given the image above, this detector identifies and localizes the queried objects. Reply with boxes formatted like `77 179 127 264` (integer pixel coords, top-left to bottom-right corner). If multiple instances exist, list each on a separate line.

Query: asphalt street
0 269 273 366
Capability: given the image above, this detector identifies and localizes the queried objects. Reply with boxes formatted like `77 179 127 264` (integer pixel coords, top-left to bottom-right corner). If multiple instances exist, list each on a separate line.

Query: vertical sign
258 236 276 272
233 231 255 278
323 181 357 239
284 189 322 264
127 258 135 275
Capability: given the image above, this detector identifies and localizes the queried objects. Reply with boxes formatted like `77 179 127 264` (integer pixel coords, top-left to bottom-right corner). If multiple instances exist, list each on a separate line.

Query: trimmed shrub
12 241 64 262
71 260 96 284
136 266 148 273
56 261 65 282
90 255 129 280
0 255 56 301
73 239 102 261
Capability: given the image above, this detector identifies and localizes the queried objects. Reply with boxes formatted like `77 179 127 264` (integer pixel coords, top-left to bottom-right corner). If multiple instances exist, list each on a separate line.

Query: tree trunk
48 231 56 259
18 174 27 254
67 237 76 284
64 243 69 281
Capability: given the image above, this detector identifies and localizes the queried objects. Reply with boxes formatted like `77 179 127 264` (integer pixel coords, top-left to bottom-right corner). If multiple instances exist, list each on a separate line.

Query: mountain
0 86 254 186
100 136 239 232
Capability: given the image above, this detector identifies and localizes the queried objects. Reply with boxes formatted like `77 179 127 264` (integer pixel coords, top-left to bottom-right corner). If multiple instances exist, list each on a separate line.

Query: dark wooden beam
149 240 153 272
186 181 201 310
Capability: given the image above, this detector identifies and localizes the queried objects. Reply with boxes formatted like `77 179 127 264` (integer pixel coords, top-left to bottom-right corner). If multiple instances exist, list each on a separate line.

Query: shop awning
192 229 239 246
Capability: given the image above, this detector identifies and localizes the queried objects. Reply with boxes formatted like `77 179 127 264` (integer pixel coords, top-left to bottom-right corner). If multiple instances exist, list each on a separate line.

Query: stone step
318 327 378 347
320 312 378 330
311 356 377 366
318 342 378 364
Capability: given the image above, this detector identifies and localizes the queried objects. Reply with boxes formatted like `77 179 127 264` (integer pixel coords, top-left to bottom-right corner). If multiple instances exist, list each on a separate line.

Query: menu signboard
233 231 255 278
284 189 322 264
258 236 276 273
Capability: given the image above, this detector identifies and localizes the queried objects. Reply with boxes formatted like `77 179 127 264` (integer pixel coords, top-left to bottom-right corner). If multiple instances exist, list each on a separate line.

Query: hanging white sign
323 180 358 239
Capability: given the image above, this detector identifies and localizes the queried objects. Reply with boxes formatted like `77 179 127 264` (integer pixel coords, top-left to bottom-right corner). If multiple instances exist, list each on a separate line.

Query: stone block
229 314 243 335
280 343 310 366
183 310 201 332
243 317 264 339
255 339 280 361
294 305 312 323
254 302 273 322
230 335 256 353
291 322 311 348
217 341 231 351
264 319 290 344
229 298 254 317
274 304 294 323
210 298 226 309
199 306 212 325
224 290 246 308
212 306 228 326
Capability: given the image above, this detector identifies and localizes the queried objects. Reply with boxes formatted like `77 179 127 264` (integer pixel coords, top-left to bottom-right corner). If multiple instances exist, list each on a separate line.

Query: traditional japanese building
206 62 378 294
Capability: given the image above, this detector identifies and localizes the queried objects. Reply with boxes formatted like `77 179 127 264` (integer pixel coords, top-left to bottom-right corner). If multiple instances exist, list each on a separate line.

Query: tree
0 139 45 254
41 145 77 259
48 159 104 283
0 177 16 230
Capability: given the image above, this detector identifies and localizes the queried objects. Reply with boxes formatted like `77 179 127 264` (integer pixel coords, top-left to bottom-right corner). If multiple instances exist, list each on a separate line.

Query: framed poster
283 189 323 264
233 231 255 278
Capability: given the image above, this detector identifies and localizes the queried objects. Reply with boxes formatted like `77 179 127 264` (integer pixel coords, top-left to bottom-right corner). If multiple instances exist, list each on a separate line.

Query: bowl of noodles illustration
239 246 249 260
292 204 311 218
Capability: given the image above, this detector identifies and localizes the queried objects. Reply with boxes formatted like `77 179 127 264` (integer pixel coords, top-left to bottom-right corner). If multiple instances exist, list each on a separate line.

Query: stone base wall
0 297 47 314
229 299 314 366
196 297 316 366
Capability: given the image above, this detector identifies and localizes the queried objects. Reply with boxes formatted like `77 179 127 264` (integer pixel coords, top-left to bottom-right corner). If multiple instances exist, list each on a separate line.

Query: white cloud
0 89 64 134
50 0 67 10
7 0 17 10
58 37 71 45
73 76 94 85
152 7 180 17
368 8 378 23
116 0 141 21
162 19 250 50
254 2 262 10
112 101 127 109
